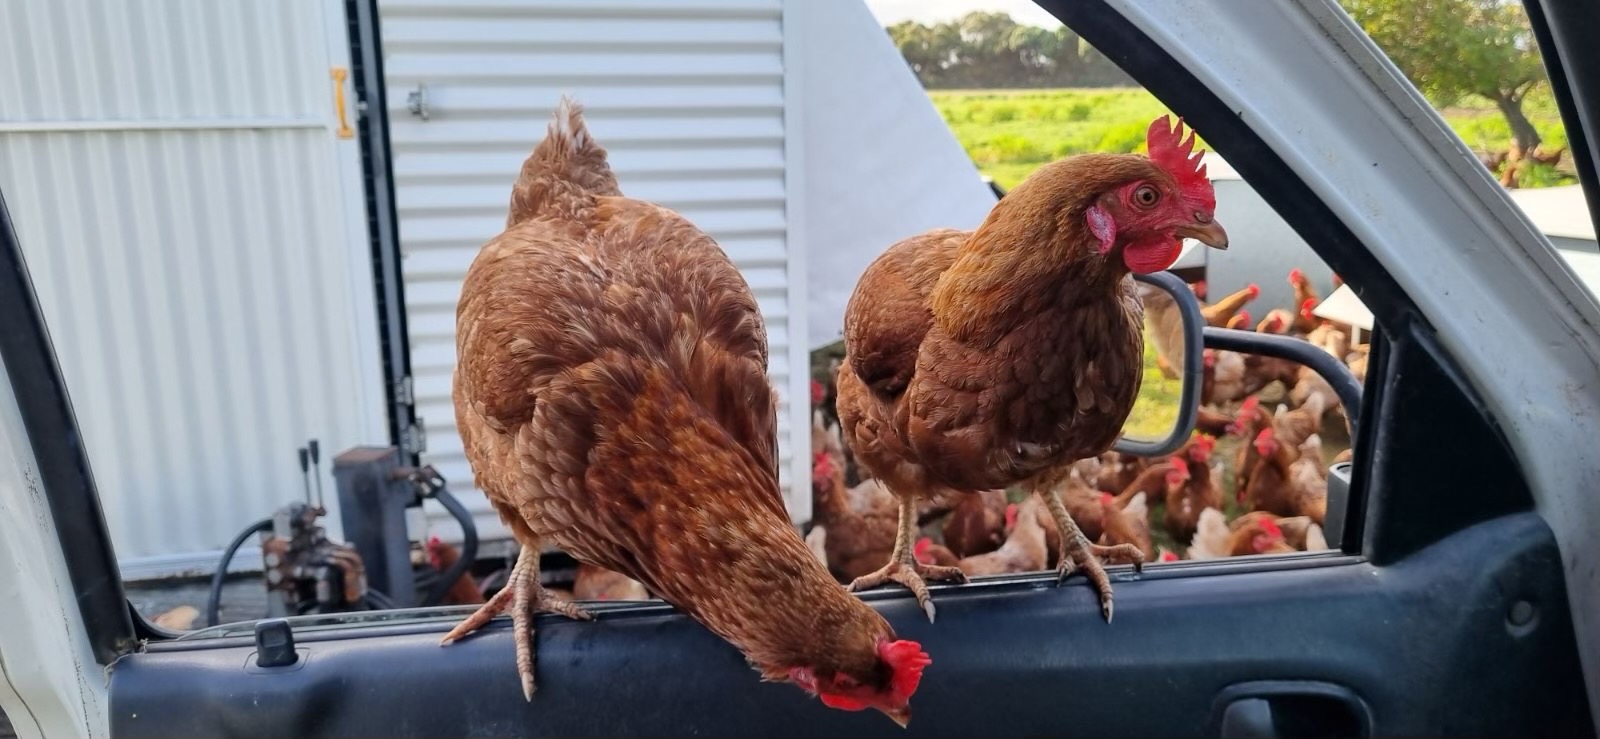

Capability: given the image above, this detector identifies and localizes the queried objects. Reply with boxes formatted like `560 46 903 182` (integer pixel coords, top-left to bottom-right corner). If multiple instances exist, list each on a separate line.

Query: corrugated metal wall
0 0 388 578
377 0 811 538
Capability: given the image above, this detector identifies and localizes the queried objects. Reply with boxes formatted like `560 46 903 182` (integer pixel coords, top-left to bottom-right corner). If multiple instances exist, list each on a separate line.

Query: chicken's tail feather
506 94 621 227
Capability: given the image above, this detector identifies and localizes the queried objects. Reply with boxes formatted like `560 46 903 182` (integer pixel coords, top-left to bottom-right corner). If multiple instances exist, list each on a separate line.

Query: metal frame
1112 270 1204 458
0 193 134 665
1201 326 1364 431
345 0 422 465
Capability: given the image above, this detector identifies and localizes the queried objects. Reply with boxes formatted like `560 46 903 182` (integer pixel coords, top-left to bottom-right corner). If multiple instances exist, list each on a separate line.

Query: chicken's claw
1055 541 1144 623
439 544 593 702
847 492 967 622
848 560 968 622
1039 488 1140 624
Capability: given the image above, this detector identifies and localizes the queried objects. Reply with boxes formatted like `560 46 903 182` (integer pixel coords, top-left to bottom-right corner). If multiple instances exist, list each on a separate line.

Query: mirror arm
1113 271 1205 457
1202 326 1364 432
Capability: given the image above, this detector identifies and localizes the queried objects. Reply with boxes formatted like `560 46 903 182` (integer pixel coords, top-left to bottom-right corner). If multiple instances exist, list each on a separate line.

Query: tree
1342 0 1548 157
885 12 1132 89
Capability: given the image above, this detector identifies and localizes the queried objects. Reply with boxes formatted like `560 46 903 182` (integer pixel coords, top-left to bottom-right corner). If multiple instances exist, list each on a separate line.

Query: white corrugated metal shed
0 0 999 576
380 0 811 534
0 0 388 579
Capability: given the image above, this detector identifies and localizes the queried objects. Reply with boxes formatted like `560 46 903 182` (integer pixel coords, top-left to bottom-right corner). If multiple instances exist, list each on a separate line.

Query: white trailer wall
0 0 387 579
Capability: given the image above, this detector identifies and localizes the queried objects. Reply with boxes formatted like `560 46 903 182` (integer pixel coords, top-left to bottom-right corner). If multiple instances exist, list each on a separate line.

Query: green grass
935 86 1574 190
1122 329 1182 441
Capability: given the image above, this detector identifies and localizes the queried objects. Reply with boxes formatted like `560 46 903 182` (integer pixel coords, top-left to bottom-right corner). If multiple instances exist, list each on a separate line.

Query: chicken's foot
1039 486 1143 623
847 492 967 621
439 544 593 701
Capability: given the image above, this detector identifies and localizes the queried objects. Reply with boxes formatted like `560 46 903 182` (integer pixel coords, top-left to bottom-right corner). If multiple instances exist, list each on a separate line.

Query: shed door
0 0 387 579
376 0 806 544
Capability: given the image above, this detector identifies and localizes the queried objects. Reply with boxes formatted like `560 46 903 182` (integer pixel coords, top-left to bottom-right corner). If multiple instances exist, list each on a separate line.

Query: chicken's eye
1133 185 1160 208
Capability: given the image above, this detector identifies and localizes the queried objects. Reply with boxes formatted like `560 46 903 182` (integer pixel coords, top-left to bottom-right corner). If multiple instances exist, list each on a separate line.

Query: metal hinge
395 375 415 405
402 420 427 456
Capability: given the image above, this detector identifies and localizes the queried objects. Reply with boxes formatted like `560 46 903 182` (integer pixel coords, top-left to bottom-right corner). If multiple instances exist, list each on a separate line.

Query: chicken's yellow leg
847 493 968 621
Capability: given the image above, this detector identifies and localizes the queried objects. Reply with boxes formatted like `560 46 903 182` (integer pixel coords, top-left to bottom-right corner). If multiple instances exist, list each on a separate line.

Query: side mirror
1114 271 1204 456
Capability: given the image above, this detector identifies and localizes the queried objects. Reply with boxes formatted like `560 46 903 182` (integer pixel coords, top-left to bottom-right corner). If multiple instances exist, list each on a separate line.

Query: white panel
0 0 386 578
379 0 803 540
796 0 999 351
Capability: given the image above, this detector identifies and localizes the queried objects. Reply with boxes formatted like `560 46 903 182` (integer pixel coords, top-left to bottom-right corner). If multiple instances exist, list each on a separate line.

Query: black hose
205 517 273 627
424 486 479 607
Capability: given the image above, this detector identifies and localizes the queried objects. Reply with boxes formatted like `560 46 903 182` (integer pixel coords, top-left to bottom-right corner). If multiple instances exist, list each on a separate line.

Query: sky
862 0 1064 28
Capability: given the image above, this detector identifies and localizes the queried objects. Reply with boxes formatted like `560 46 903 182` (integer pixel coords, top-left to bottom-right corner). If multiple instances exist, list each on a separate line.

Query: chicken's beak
878 704 912 729
1176 215 1229 250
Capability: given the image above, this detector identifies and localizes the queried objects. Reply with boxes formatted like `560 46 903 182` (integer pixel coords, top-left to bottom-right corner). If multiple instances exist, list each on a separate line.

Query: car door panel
111 512 1585 737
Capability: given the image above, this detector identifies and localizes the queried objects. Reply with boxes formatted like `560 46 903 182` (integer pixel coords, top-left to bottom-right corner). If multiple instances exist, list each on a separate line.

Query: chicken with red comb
835 114 1230 624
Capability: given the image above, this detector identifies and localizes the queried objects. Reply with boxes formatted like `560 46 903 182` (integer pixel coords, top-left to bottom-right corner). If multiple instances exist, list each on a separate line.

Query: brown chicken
913 537 961 568
1255 309 1292 335
941 489 1008 559
1201 348 1251 405
1194 406 1235 437
572 562 649 601
427 536 486 606
1096 451 1149 496
1202 283 1260 328
1225 310 1253 331
1165 438 1223 544
954 499 1050 577
1189 509 1295 558
1228 396 1272 494
834 116 1230 622
1288 269 1321 334
442 98 929 723
1242 427 1328 524
812 449 899 582
1097 492 1155 566
1228 512 1329 552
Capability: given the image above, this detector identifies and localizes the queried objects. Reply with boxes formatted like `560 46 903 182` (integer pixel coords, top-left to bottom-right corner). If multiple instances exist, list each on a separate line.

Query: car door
2 0 1598 736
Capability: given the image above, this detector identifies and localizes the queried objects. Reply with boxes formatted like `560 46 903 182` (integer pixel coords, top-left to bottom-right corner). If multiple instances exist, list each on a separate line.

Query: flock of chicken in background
803 267 1367 583
430 266 1368 607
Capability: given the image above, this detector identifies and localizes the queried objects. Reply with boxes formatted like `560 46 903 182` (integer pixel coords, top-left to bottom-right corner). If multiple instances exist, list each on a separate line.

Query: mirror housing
1114 270 1205 457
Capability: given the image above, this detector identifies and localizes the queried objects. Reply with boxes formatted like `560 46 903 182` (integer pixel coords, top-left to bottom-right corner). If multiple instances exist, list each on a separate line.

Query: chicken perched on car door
835 116 1230 622
443 97 930 727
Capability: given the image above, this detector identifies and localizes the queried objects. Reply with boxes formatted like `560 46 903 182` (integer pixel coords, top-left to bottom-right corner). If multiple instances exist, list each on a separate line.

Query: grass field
931 86 1574 190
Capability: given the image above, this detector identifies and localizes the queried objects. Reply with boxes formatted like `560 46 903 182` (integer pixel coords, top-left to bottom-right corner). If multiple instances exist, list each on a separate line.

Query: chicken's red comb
1161 550 1180 562
1167 463 1191 482
1289 268 1306 285
1236 310 1252 327
810 379 825 405
1099 492 1115 507
879 639 932 702
1256 426 1276 443
1004 503 1019 530
913 537 932 560
1240 396 1261 414
1300 298 1317 317
1195 433 1216 454
1147 116 1213 208
1260 517 1283 538
1246 283 1261 299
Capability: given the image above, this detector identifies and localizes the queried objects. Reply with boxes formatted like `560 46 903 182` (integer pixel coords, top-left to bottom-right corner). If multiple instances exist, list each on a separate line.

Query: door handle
1213 681 1372 738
